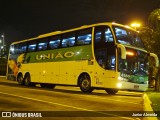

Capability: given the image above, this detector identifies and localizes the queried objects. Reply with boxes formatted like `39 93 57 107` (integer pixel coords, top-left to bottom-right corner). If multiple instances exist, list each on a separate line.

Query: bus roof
11 22 135 45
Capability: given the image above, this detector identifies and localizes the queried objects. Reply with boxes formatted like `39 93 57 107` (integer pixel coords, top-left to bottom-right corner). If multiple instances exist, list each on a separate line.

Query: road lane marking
0 91 138 120
62 93 143 105
0 84 142 105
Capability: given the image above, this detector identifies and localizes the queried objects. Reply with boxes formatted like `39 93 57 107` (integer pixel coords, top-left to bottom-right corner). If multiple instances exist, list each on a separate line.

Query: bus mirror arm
117 44 126 60
150 53 159 67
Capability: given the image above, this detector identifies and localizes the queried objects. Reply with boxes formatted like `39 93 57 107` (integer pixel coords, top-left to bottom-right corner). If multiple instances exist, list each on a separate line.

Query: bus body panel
7 22 156 93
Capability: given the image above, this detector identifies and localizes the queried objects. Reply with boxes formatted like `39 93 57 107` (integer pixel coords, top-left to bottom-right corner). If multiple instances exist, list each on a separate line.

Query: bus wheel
105 88 118 95
17 74 24 85
24 74 31 86
79 74 94 93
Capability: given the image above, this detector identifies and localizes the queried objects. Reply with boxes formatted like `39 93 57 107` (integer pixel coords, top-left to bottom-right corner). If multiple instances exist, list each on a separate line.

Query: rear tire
79 74 94 93
105 88 118 94
17 74 24 85
24 74 31 86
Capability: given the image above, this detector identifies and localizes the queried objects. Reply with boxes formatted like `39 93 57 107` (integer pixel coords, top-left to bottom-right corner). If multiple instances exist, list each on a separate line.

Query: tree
139 27 154 53
149 9 160 31
139 8 160 92
148 8 160 92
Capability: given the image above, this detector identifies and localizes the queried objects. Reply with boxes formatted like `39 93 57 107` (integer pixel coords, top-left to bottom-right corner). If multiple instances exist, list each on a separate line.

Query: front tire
79 74 94 93
105 88 118 94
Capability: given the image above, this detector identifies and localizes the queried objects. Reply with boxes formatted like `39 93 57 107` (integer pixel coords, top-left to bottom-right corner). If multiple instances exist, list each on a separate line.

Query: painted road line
143 93 158 120
0 91 138 120
0 84 142 105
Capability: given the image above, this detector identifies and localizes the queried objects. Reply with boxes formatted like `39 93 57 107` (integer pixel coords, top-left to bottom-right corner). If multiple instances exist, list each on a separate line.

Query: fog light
117 83 122 88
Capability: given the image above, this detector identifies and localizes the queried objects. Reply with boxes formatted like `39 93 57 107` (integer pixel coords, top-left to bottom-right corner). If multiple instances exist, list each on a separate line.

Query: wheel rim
81 79 90 89
79 74 93 93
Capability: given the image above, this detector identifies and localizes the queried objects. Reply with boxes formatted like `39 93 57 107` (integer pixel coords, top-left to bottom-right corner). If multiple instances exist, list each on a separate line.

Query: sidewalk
146 88 160 120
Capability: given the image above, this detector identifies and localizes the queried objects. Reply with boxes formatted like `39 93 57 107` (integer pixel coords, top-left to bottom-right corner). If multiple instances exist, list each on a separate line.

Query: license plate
134 85 139 89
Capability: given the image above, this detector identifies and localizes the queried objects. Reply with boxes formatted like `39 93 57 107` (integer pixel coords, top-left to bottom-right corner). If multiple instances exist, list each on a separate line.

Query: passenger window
37 39 48 51
95 31 102 43
94 26 115 70
77 28 92 45
9 45 15 54
62 33 75 48
20 45 27 53
95 49 106 68
11 43 27 54
49 36 60 49
94 26 114 43
105 28 113 42
28 41 37 52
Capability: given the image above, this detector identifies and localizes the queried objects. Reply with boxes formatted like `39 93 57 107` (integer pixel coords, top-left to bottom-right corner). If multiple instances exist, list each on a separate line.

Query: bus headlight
117 83 122 88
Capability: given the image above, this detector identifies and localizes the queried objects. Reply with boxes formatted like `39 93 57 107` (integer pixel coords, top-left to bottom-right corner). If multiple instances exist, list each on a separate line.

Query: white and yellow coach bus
7 22 159 94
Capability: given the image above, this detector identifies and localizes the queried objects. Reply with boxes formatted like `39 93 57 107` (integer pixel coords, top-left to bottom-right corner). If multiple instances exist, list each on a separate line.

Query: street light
0 33 5 55
131 23 141 30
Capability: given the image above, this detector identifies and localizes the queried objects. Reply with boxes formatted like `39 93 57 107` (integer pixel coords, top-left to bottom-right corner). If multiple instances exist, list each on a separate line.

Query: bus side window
95 49 106 68
49 36 61 49
11 43 27 54
105 28 114 42
94 26 115 70
21 46 27 53
28 41 37 52
95 31 102 43
77 28 92 45
62 33 75 48
9 45 15 54
37 38 48 51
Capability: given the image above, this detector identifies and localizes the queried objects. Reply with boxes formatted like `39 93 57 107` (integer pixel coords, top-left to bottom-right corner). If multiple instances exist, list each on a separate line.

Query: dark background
0 0 160 46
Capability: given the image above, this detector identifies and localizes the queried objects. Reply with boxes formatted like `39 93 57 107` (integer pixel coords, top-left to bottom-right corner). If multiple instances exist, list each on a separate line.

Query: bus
6 22 159 94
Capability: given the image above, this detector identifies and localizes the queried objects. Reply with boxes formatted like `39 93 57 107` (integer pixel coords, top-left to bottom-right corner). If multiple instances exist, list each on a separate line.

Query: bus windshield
119 49 149 84
113 26 144 49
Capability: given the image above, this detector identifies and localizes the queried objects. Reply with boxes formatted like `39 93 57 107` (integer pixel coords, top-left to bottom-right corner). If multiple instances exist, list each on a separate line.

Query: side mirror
150 53 159 67
117 44 126 60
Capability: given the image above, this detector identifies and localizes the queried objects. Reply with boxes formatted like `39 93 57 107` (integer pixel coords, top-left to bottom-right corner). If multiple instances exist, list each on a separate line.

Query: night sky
0 0 160 46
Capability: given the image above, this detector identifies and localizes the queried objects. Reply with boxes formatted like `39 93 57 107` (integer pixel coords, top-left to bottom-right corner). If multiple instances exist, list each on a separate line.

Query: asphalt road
0 76 145 120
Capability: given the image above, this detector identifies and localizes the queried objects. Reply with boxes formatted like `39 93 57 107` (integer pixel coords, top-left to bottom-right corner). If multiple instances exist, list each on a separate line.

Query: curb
143 93 158 120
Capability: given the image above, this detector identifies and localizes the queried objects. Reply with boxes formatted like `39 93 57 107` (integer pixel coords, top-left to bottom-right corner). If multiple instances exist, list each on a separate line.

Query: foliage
139 27 154 52
148 8 160 31
139 8 160 58
139 8 160 91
